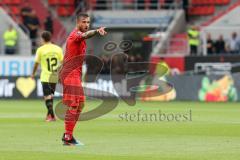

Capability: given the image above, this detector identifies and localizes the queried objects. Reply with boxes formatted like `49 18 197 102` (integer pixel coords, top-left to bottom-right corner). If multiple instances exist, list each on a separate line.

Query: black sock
45 99 54 118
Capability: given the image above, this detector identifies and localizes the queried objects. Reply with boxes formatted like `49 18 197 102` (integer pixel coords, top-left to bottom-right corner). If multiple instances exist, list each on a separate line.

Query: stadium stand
0 0 186 55
151 0 237 56
0 0 238 57
0 8 31 55
188 0 230 16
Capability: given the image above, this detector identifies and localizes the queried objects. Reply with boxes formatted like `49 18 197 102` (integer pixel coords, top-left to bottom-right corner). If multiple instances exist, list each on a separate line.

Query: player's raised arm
82 27 107 39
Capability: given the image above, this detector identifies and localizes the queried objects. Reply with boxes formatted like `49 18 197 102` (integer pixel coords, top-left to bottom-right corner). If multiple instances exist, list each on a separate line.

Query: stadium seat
206 6 215 15
10 6 20 15
58 0 68 5
68 0 75 5
11 0 22 5
188 7 196 16
188 6 215 16
191 0 215 5
58 0 75 5
2 0 12 5
2 0 21 5
57 6 74 17
215 0 230 5
57 6 68 16
48 0 59 6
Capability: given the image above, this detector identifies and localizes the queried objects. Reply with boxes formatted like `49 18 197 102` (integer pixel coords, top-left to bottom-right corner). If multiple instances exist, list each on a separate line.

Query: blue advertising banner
0 57 34 76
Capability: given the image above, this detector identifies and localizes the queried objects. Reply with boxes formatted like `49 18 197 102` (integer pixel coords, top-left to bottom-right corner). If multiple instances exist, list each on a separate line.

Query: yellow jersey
35 43 63 83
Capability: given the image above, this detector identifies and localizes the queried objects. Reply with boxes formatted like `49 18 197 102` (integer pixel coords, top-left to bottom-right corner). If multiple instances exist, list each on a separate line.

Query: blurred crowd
206 32 240 55
188 26 240 55
19 1 53 54
2 0 54 55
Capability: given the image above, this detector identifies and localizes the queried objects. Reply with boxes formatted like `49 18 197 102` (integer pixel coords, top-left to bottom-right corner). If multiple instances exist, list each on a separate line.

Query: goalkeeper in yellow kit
31 31 63 122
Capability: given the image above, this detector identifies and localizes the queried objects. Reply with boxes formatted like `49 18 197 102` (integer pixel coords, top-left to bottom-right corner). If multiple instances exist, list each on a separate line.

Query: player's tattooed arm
31 62 39 79
82 27 107 39
82 30 98 39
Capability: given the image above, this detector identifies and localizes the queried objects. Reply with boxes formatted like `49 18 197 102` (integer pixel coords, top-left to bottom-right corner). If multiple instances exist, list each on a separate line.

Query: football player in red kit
60 13 107 146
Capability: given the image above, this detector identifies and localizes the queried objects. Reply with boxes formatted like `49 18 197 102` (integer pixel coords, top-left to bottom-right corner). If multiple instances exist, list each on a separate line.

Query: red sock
64 107 81 140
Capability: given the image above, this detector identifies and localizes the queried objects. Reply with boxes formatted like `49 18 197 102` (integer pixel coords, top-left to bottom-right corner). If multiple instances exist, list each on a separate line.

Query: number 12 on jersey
46 57 58 72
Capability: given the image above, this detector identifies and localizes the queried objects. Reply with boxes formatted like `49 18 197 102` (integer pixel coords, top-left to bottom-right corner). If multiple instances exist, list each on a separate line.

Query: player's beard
79 26 88 33
77 25 88 32
84 28 88 32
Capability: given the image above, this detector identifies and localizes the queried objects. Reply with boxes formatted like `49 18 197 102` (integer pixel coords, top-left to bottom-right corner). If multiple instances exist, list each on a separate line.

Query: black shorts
41 82 56 96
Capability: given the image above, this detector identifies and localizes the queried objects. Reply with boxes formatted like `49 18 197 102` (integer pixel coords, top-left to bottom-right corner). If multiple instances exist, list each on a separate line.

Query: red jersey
60 29 86 107
63 29 86 77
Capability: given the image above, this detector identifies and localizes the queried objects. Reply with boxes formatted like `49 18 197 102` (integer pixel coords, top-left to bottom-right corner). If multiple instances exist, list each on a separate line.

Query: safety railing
87 0 183 10
165 38 189 55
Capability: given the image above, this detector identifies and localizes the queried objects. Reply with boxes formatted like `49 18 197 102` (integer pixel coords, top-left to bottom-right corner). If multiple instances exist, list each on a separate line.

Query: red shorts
62 76 85 107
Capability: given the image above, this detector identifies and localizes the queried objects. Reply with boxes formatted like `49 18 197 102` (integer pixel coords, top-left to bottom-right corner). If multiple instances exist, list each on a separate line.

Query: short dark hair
76 13 89 20
41 31 51 42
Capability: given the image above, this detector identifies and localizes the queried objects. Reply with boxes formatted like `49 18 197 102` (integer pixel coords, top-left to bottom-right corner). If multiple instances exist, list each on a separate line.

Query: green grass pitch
0 100 240 160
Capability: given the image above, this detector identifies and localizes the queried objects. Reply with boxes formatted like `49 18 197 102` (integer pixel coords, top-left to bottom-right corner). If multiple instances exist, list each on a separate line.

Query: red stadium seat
215 0 230 5
58 0 69 5
57 6 74 17
2 0 21 5
2 0 12 5
68 6 75 14
68 0 75 5
58 0 75 5
9 6 20 15
188 6 215 16
11 0 22 5
205 0 215 5
191 0 200 5
192 0 215 5
57 6 68 16
48 0 59 6
206 6 215 15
